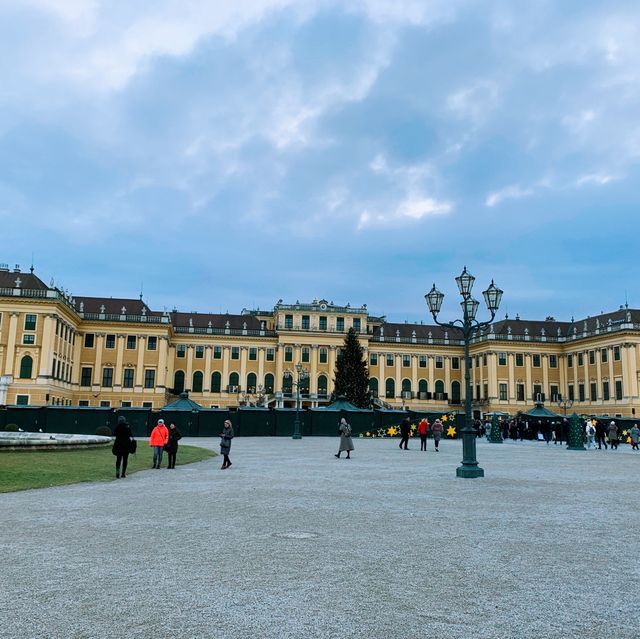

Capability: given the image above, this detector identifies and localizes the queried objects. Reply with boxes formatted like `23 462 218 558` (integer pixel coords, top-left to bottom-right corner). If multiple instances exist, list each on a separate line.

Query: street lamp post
556 397 573 417
286 362 309 440
425 267 503 478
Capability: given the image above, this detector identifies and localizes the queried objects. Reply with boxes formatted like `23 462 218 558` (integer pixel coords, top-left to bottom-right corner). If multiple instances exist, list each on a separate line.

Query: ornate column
186 345 194 390
525 353 532 401
508 353 515 400
92 333 105 385
487 352 497 400
240 346 248 390
412 354 418 394
275 344 284 392
542 354 549 399
222 346 230 390
204 345 212 392
310 345 318 394
157 337 169 388
328 345 337 395
0 375 12 405
38 314 56 378
114 335 125 386
3 312 19 376
135 335 146 388
258 347 265 388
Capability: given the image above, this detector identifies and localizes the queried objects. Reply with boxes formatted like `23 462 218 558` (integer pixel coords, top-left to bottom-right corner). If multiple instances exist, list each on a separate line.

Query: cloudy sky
1 0 639 323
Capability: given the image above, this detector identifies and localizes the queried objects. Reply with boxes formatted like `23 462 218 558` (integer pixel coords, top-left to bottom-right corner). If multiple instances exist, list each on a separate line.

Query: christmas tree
332 327 370 408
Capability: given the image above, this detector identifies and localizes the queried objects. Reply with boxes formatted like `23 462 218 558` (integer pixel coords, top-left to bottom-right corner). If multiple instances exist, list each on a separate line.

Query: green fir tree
332 327 370 408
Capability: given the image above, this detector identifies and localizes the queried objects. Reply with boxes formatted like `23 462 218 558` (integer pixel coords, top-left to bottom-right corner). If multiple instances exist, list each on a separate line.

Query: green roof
522 402 560 418
162 392 203 411
312 397 369 411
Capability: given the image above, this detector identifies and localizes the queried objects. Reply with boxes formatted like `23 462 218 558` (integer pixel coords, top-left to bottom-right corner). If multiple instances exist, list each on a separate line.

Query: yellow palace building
1 264 638 419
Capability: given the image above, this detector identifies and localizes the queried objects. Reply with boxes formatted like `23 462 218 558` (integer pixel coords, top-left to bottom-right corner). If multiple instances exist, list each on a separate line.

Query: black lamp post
556 397 573 416
286 362 309 440
425 267 503 478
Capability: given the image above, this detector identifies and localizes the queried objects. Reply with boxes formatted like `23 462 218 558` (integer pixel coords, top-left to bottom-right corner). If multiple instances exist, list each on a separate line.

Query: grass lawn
0 444 216 493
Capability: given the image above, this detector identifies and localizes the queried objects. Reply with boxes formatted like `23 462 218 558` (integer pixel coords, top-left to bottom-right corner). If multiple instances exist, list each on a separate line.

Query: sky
1 0 639 324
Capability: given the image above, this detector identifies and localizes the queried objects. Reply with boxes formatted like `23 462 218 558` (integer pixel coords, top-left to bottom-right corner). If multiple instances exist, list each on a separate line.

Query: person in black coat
112 416 134 479
399 417 411 450
165 423 182 469
595 420 607 450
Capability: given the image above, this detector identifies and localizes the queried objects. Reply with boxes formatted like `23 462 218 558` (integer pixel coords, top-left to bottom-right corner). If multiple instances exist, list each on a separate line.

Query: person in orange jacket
418 417 429 451
149 419 169 469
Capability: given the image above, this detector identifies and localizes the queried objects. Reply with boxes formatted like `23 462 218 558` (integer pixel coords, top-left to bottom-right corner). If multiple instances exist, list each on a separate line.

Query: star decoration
442 415 448 422
387 426 398 436
446 426 456 437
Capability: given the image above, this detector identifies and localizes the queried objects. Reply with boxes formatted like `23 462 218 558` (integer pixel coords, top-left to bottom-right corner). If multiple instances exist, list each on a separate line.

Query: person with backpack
585 419 596 449
112 416 134 479
149 418 169 468
335 417 354 459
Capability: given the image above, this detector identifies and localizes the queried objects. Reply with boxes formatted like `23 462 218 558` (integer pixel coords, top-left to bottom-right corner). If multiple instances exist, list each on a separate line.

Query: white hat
158 419 165 424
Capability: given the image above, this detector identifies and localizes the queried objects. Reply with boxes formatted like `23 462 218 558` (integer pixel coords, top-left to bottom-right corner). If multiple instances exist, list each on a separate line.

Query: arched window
402 379 411 392
435 380 445 396
19 355 33 379
451 380 461 402
173 370 185 393
192 371 203 393
301 346 310 363
318 375 328 396
299 374 309 394
282 374 293 394
264 373 274 394
385 378 395 399
211 371 221 393
247 372 257 393
418 379 428 395
369 377 378 397
229 372 239 391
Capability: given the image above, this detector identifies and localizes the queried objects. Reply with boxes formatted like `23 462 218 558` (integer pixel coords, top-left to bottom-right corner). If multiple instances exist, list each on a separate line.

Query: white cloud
485 185 534 208
574 173 619 187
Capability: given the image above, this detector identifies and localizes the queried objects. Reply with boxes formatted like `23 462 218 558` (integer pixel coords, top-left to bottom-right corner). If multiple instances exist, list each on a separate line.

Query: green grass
0 444 216 493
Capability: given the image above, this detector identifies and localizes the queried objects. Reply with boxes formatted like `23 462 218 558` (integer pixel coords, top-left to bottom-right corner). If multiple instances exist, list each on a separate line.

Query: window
353 318 361 332
615 379 623 400
385 378 395 399
177 344 186 358
231 347 240 360
84 333 95 348
147 336 157 351
144 369 155 389
81 367 92 387
499 383 508 401
516 384 525 401
123 368 134 388
266 348 274 362
402 354 410 367
249 347 257 361
336 317 344 331
24 314 36 331
435 356 443 369
498 352 507 366
173 371 185 393
211 371 222 393
550 385 559 401
601 349 608 363
515 353 524 367
102 367 113 387
319 348 328 364
78 400 89 407
126 335 137 350
602 381 610 401
532 354 541 368
301 315 310 329
228 372 240 391
451 357 460 370
264 373 274 394
533 384 543 401
483 354 487 367
475 384 481 400
19 355 33 379
369 352 377 366
106 334 116 349
191 345 202 359
193 371 203 393
614 346 621 361
568 385 575 401
213 346 222 359
319 316 327 330
578 352 584 366
590 383 597 401
22 334 35 345
121 401 132 408
100 400 111 408
16 395 29 405
419 355 427 368
588 350 595 365
386 354 394 366
246 372 257 393
368 377 378 398
284 346 293 362
567 354 573 368
549 355 557 368
475 355 480 367
285 314 293 329
302 347 310 363
578 384 585 402
142 402 153 409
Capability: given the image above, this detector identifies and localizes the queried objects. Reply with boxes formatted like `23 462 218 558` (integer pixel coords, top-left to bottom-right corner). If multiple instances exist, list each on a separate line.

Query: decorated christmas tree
332 327 370 408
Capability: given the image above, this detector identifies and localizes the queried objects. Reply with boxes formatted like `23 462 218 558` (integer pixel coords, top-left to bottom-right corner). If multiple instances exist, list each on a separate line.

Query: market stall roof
312 397 369 411
522 403 560 418
162 392 203 411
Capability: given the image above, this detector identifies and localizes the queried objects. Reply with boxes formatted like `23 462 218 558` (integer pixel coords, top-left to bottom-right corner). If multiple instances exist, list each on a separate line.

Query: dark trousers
399 435 409 449
596 435 607 449
610 439 618 450
167 450 177 468
420 435 427 451
116 453 129 476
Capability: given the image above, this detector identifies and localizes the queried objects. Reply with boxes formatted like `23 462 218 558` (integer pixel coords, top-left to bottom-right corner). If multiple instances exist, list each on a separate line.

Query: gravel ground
1 437 638 639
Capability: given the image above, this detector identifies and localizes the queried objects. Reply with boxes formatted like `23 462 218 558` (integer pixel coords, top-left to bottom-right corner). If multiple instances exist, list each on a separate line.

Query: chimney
13 264 20 272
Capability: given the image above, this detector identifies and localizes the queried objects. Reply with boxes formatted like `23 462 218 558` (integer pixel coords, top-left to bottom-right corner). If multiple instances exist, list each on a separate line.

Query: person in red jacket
149 419 169 469
418 418 429 451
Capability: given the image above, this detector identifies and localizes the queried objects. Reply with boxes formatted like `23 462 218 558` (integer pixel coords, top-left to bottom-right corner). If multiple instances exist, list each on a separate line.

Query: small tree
332 327 370 408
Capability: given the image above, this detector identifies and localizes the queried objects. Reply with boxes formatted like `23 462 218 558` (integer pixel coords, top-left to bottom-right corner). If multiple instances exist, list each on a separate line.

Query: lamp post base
292 433 302 440
456 465 485 478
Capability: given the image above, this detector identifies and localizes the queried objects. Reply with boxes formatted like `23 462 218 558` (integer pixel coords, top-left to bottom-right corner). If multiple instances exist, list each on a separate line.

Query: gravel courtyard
1 437 638 639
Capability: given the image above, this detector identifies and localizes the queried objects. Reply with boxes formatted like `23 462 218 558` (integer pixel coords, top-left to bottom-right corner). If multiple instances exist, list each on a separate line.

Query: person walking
630 424 640 451
220 419 234 469
608 420 619 451
399 416 411 450
585 419 596 449
595 419 608 450
165 422 182 469
431 418 443 452
112 416 134 479
335 417 354 459
149 418 169 468
417 417 429 451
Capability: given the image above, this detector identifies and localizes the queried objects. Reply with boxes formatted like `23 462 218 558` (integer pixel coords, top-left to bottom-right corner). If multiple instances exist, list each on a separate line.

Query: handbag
163 442 171 452
129 438 137 454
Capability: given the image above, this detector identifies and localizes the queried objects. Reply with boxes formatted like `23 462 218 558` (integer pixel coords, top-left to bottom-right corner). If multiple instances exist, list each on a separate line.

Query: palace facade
1 264 639 418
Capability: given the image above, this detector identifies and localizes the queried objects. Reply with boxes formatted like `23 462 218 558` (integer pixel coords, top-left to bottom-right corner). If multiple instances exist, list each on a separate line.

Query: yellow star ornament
627 436 632 444
387 426 398 436
446 426 457 438
442 415 448 422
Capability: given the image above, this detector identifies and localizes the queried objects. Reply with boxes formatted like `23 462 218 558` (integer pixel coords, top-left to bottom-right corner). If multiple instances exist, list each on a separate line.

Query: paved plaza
1 437 638 639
